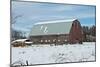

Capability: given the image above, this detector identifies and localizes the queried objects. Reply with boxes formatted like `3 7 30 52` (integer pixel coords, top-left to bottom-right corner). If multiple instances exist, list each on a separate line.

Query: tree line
11 29 26 41
82 25 96 42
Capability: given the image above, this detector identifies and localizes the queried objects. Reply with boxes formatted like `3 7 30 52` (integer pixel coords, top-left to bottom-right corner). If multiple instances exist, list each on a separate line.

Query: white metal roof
30 19 78 36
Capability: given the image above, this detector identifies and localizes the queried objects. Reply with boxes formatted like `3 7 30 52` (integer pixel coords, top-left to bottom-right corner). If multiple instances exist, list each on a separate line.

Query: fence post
26 60 28 66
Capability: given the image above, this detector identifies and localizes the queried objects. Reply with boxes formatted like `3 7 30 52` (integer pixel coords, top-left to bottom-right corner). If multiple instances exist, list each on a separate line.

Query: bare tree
11 14 26 41
11 14 23 24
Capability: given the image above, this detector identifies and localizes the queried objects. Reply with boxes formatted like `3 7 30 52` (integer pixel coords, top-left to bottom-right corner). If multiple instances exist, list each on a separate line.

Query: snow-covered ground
11 42 96 66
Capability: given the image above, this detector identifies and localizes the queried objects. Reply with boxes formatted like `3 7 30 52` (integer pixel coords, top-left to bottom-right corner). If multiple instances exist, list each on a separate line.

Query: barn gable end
68 20 83 44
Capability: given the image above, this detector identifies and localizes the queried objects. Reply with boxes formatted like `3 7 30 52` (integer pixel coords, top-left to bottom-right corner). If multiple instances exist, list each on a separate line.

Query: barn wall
29 34 69 44
68 20 83 44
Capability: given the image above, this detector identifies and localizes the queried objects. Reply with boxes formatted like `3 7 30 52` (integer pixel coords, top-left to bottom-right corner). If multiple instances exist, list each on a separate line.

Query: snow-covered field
11 42 96 66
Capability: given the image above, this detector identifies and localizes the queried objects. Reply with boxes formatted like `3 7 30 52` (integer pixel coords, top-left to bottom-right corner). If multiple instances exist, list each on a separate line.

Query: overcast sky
12 1 96 36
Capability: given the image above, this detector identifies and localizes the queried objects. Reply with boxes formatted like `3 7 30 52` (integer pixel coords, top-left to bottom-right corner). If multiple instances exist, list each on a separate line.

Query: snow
34 18 77 25
12 39 28 43
11 42 95 66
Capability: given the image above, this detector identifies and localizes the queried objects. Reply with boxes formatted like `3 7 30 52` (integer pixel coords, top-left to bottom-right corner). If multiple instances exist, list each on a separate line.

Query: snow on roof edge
34 18 77 25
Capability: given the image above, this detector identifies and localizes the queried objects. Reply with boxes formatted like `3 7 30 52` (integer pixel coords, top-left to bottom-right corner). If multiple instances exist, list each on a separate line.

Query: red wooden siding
68 20 83 44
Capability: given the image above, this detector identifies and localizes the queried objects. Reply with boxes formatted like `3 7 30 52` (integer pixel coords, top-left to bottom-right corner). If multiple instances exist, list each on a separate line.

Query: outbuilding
29 19 83 44
11 39 33 47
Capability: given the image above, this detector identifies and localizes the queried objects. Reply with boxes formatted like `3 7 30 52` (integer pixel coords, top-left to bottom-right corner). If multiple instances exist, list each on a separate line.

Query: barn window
53 39 56 42
41 40 43 42
48 40 50 42
65 40 67 41
45 40 48 42
72 23 74 27
58 40 60 42
72 22 76 27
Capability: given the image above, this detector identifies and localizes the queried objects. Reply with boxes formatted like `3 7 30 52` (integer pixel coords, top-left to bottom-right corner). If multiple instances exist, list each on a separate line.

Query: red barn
29 19 83 44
